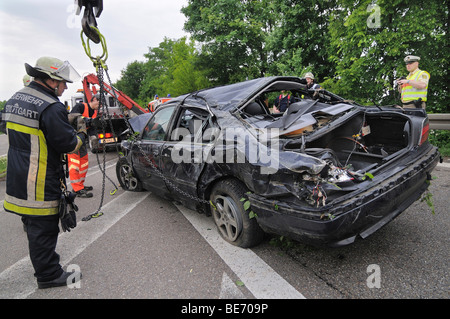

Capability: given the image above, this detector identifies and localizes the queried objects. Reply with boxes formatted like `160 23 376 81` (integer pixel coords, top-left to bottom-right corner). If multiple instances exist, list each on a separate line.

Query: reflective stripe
68 164 78 171
21 86 58 104
4 195 59 216
69 157 80 164
401 69 429 102
70 177 85 183
4 201 58 216
5 122 49 205
3 112 40 128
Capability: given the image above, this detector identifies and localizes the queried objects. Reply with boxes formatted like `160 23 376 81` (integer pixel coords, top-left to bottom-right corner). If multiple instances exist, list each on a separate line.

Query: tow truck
71 73 149 152
74 1 172 152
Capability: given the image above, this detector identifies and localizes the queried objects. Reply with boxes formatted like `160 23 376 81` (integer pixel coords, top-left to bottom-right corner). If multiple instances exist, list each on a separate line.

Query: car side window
142 106 176 141
171 108 219 143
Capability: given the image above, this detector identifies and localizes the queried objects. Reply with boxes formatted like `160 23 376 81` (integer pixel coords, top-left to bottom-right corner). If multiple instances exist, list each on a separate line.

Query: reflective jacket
3 82 79 216
401 69 430 102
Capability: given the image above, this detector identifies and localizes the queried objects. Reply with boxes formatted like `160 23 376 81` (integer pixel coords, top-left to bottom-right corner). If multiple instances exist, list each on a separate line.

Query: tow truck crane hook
75 0 104 44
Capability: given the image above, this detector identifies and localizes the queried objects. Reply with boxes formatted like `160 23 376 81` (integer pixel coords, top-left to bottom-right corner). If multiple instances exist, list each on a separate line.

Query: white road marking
175 204 306 299
219 272 245 299
0 191 150 299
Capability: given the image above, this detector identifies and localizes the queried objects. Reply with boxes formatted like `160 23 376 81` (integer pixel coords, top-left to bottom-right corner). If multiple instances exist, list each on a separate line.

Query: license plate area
99 137 117 144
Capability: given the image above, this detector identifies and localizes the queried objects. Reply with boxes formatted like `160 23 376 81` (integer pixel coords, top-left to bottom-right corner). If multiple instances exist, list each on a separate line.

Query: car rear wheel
210 179 264 248
116 157 143 192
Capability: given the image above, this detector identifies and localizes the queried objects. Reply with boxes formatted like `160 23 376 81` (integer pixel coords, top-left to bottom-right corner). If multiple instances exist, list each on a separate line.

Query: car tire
116 157 143 192
210 179 264 248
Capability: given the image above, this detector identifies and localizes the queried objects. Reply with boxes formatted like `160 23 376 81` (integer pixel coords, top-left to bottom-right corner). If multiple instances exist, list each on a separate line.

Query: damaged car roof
174 76 307 111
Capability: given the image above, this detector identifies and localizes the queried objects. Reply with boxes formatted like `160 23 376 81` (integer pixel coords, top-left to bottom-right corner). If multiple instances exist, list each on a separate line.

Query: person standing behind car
397 55 430 109
67 95 99 198
273 90 294 113
304 72 321 90
3 56 85 289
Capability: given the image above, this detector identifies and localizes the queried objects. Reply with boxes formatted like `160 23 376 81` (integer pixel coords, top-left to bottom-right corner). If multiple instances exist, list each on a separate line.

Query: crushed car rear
242 104 440 246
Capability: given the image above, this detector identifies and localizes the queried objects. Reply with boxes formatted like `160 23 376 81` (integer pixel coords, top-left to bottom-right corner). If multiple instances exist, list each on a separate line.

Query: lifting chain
80 27 211 222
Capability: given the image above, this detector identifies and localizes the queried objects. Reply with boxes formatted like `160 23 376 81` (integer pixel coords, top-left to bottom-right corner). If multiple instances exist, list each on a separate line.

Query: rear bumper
249 146 440 247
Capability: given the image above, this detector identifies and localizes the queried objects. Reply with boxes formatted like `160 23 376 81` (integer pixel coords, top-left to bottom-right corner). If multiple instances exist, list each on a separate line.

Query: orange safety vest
82 103 97 119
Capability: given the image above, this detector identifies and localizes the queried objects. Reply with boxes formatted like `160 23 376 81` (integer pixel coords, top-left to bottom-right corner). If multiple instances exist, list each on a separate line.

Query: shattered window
171 108 217 143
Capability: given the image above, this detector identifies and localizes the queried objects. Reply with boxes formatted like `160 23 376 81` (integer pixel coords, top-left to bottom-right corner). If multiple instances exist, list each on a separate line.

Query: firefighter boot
75 189 93 198
37 270 82 289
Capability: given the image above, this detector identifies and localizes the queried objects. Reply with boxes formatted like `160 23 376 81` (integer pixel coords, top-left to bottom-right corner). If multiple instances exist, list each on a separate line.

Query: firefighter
3 56 84 289
304 72 321 90
67 95 99 197
397 55 430 109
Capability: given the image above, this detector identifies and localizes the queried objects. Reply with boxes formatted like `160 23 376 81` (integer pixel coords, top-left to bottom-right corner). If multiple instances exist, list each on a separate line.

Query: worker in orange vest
67 95 99 197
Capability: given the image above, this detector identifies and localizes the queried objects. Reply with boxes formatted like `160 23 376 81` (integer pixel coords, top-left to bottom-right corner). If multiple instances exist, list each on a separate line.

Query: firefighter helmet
25 57 80 83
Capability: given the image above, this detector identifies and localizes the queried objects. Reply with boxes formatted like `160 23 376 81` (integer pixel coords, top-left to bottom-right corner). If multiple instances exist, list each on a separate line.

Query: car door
159 107 219 209
131 105 176 197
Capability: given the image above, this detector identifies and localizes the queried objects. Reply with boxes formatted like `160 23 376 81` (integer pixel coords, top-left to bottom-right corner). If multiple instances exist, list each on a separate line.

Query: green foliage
429 130 450 157
116 37 210 104
115 61 146 102
182 0 276 84
240 192 257 219
116 0 448 115
0 100 6 112
421 180 436 215
0 156 7 178
324 0 448 112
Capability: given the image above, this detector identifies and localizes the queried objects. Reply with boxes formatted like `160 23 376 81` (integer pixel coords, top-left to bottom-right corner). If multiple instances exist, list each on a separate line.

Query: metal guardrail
429 113 450 130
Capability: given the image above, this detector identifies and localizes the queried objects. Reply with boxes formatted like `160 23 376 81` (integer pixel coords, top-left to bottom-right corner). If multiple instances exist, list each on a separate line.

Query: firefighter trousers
67 147 89 192
22 215 64 282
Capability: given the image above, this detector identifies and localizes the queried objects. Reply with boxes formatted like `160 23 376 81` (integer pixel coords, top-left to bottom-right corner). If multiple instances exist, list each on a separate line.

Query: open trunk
286 110 410 172
254 108 418 210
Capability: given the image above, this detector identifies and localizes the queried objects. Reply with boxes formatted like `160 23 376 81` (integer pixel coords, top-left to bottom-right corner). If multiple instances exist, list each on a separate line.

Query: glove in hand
59 192 78 232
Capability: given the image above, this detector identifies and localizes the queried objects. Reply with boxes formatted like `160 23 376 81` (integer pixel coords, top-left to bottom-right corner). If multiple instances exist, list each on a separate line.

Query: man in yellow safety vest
397 55 430 109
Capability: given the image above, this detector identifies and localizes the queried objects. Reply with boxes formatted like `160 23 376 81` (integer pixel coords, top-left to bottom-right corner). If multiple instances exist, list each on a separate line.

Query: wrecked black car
116 76 440 248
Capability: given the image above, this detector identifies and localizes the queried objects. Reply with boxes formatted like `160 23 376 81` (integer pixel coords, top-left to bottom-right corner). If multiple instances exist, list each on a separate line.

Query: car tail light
98 133 113 139
419 118 430 146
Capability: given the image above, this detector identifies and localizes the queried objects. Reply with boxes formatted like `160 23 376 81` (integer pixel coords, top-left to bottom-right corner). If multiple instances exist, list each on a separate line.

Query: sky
0 0 189 103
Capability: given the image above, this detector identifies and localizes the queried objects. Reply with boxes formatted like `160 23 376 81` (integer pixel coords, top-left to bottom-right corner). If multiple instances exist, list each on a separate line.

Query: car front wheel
210 179 264 248
116 157 143 192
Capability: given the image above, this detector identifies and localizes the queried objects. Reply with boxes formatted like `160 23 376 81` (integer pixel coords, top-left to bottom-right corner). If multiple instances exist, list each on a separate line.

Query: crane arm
82 74 148 115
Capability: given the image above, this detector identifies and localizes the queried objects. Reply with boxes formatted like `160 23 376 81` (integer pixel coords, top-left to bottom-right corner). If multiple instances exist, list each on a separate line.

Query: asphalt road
0 134 448 303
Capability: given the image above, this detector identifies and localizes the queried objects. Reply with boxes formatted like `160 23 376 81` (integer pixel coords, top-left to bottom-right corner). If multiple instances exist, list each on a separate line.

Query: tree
115 61 146 102
266 0 337 81
117 37 209 103
182 0 276 85
168 38 210 95
323 0 448 112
